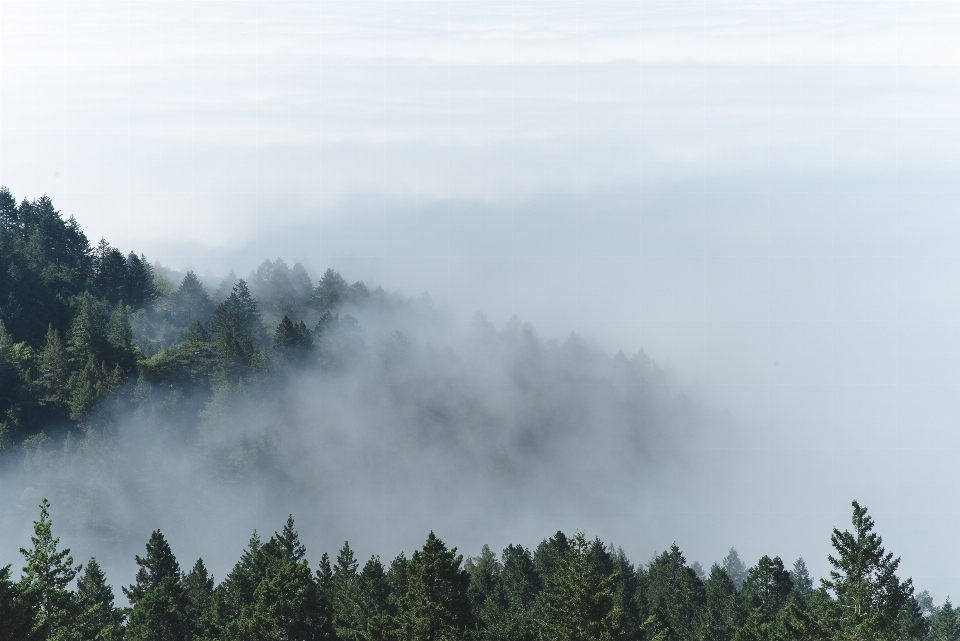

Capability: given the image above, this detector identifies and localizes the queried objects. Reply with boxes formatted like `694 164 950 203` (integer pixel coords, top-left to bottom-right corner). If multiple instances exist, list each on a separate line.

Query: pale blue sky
4 0 960 599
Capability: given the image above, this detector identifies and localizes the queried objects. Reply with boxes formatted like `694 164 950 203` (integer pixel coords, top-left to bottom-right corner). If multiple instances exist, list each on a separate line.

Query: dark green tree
537 531 621 641
644 543 705 641
703 564 743 641
123 530 189 641
125 253 156 308
18 499 80 641
821 500 916 641
930 598 960 641
333 541 364 641
0 564 34 641
184 559 214 638
400 532 473 641
74 558 124 641
742 555 792 624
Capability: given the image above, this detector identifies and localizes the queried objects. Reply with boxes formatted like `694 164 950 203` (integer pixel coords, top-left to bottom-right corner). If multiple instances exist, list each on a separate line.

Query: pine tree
821 500 915 641
108 302 138 372
38 325 69 405
314 269 349 314
401 532 473 641
123 530 189 641
537 531 621 641
125 253 156 308
0 564 33 641
722 548 747 591
74 558 124 641
225 516 321 640
644 543 705 641
930 598 960 641
357 556 390 635
789 557 814 599
703 564 743 641
171 272 215 326
184 559 214 638
333 541 363 641
315 553 337 641
741 555 792 624
67 293 108 367
18 499 80 640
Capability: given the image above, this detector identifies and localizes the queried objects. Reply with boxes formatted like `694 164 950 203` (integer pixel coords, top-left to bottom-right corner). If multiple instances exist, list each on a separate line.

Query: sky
4 0 960 600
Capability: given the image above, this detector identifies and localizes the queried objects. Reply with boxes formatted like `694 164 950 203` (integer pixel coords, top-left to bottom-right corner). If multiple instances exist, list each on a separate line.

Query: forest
1 497 956 640
1 189 956 640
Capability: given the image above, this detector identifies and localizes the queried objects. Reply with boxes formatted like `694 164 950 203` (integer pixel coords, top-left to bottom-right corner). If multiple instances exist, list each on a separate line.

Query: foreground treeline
0 187 403 447
2 500 958 641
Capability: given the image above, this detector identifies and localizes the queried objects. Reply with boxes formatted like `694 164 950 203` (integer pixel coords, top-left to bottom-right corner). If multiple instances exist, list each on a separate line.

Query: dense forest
1 498 955 640
2 191 953 639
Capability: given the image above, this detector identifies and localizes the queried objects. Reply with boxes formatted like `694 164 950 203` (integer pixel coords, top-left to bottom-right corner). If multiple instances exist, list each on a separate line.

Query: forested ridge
2 191 952 639
1 498 955 640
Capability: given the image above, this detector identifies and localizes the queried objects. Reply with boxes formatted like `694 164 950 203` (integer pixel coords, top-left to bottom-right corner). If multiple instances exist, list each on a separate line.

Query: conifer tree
18 499 80 640
644 543 705 641
67 293 108 367
74 558 124 641
124 530 189 641
722 548 747 591
741 555 792 624
0 564 33 641
789 557 814 599
184 559 214 638
703 564 743 641
401 532 473 641
821 500 916 641
537 531 621 641
333 541 363 641
930 598 960 641
38 325 69 405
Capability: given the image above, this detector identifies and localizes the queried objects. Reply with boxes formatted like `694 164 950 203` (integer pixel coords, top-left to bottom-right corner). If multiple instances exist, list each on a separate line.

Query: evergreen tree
703 564 743 641
125 253 156 308
644 543 705 641
67 293 108 367
0 185 18 228
18 499 80 641
74 558 124 641
930 598 960 641
400 532 473 641
821 500 916 641
466 544 501 615
0 564 33 641
315 553 337 641
123 530 189 641
537 531 621 641
722 548 747 592
314 269 349 314
357 556 390 635
789 557 814 599
225 516 321 640
741 555 792 624
91 239 130 304
533 531 570 586
108 301 138 372
170 272 215 327
333 541 363 641
38 325 70 405
184 559 214 638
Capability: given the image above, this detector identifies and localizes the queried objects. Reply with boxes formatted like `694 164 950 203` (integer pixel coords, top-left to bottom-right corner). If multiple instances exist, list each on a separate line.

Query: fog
3 0 960 604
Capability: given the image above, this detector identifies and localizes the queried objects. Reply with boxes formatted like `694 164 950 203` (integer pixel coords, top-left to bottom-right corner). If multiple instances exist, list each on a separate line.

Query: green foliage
822 500 916 641
74 558 125 641
537 531 621 641
123 530 189 641
0 563 34 641
742 555 793 624
401 532 473 641
18 498 80 641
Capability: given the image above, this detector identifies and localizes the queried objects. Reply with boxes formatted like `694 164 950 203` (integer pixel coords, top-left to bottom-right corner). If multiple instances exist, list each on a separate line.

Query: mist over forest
2 188 955 640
